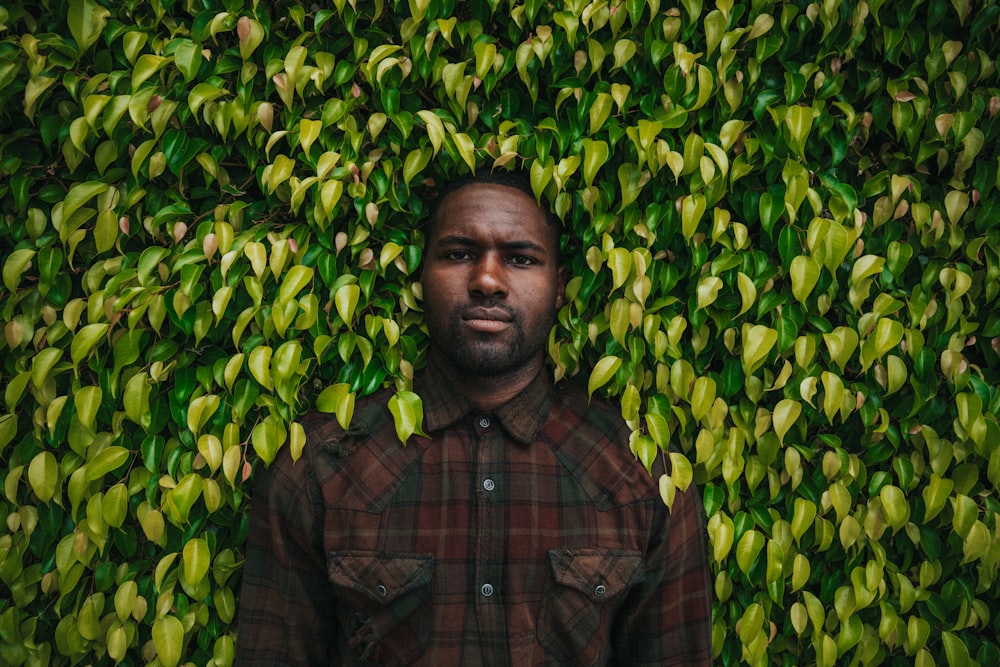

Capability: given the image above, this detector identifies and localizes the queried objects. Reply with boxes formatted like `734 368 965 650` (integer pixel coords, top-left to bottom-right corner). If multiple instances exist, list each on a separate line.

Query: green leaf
335 283 361 326
872 317 904 358
589 92 613 134
68 0 110 52
173 39 202 80
607 247 632 291
31 347 63 388
790 255 820 303
186 394 220 435
922 474 954 522
742 325 777 375
3 249 35 291
581 139 610 186
298 118 322 155
417 110 445 155
941 630 971 665
189 82 227 115
248 346 273 390
28 451 58 503
124 372 152 428
0 414 17 457
70 323 109 366
645 411 671 449
85 446 130 481
696 276 723 310
736 272 756 316
790 498 817 543
690 376 716 422
450 132 477 171
316 383 356 430
820 371 845 424
278 265 314 302
183 538 211 588
588 356 622 397
736 529 765 575
403 147 432 185
772 399 801 445
879 484 909 530
152 615 184 667
785 105 813 156
682 193 708 239
388 390 426 445
131 54 169 90
251 416 287 465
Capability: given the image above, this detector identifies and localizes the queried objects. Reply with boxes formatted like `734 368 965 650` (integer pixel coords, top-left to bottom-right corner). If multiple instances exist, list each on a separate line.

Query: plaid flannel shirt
236 366 712 666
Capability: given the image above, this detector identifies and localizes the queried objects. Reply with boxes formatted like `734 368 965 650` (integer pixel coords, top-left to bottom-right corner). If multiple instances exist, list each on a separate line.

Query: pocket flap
547 549 644 602
328 551 434 604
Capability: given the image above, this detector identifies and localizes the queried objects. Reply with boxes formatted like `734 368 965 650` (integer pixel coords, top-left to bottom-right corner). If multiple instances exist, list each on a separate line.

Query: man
236 172 713 665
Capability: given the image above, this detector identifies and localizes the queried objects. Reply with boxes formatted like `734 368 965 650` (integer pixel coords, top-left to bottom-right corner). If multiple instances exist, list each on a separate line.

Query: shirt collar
417 364 554 445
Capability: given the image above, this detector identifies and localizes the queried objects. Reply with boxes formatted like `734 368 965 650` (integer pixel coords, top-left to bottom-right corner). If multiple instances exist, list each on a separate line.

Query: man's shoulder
299 385 397 456
296 385 427 512
543 380 661 508
550 380 629 438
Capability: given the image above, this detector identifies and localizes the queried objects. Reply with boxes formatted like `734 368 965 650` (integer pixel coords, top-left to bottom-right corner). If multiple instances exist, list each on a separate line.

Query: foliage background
1 0 999 664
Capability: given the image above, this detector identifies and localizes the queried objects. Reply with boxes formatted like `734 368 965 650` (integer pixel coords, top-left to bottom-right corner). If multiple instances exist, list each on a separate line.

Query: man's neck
427 351 544 412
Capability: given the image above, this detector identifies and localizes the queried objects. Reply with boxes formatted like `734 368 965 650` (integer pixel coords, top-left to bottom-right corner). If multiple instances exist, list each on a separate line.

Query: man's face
421 183 566 378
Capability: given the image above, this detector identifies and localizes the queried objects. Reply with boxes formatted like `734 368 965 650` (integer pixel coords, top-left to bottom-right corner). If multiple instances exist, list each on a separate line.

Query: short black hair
423 171 563 253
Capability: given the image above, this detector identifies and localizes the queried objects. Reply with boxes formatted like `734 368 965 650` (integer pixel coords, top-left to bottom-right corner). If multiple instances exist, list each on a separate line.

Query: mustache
457 300 516 318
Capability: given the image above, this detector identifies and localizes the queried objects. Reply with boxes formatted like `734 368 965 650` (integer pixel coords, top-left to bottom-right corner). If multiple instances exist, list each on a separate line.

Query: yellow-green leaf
736 529 765 575
28 451 58 503
152 615 184 667
315 383 356 430
790 255 820 303
335 283 361 326
251 415 287 465
742 325 777 375
772 398 801 444
183 538 211 588
588 356 622 397
388 390 426 445
696 276 723 310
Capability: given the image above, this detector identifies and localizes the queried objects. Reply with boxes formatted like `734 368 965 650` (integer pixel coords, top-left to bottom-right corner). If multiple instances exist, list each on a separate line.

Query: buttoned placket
473 413 507 666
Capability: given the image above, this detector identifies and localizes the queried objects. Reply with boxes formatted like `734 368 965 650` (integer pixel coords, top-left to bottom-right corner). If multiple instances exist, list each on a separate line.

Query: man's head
420 173 566 380
423 172 563 260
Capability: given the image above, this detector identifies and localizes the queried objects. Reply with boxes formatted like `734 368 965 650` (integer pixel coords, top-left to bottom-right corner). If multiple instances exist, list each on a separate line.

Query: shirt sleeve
611 479 714 666
236 446 336 666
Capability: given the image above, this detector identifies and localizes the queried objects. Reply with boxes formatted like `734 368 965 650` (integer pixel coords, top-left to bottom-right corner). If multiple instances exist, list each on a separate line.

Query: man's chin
435 343 526 377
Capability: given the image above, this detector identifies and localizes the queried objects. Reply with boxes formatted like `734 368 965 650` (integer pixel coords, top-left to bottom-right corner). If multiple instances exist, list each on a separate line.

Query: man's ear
554 266 567 309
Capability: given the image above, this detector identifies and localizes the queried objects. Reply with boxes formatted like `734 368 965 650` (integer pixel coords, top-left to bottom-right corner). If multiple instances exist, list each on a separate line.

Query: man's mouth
461 307 513 332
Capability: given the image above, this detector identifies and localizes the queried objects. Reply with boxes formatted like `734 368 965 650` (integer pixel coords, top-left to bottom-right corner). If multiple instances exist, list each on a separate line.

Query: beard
427 300 554 377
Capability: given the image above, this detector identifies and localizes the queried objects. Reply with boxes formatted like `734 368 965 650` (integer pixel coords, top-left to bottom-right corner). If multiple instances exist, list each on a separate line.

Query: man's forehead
430 183 558 245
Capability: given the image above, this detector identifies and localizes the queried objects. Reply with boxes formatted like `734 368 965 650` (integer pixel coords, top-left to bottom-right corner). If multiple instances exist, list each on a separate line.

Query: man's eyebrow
434 235 549 255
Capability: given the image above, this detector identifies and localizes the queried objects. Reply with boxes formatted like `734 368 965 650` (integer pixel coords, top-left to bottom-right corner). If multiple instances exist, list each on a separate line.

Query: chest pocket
537 548 645 664
328 551 434 666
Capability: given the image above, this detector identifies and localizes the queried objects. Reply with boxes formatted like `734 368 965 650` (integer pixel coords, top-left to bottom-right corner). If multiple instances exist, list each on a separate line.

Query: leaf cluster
0 0 999 665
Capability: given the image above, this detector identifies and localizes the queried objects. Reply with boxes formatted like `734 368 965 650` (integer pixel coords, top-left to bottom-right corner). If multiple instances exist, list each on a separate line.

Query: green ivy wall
1 0 998 664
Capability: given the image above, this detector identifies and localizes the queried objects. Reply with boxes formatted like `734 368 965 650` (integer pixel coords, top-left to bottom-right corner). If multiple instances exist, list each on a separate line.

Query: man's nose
469 253 507 297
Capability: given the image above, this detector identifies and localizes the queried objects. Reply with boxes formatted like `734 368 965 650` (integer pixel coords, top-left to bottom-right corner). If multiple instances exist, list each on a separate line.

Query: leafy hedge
1 0 999 664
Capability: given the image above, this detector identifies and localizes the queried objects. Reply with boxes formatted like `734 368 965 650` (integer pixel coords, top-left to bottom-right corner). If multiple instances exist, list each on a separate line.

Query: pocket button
594 584 606 597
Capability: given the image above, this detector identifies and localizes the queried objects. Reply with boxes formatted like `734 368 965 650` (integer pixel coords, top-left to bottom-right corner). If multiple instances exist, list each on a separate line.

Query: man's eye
509 255 536 266
445 251 472 260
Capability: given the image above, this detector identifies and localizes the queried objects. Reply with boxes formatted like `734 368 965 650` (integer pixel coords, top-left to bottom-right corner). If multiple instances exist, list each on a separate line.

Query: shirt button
594 584 606 597
481 583 494 597
483 478 495 491
478 417 491 428
376 584 388 597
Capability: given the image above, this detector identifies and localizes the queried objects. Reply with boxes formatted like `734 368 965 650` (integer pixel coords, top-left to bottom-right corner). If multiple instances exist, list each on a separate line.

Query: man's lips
461 307 513 332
